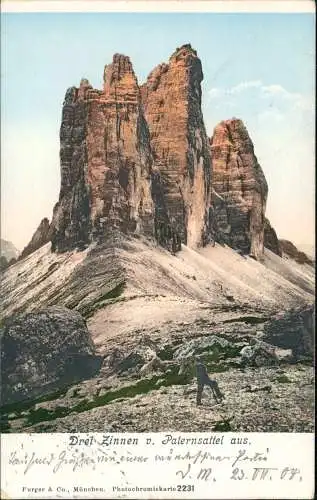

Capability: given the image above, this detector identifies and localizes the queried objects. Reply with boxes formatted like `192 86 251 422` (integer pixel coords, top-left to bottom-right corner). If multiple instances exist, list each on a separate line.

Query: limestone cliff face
50 82 91 252
264 218 281 256
50 57 154 252
88 55 154 237
210 119 268 259
141 44 212 248
20 218 51 259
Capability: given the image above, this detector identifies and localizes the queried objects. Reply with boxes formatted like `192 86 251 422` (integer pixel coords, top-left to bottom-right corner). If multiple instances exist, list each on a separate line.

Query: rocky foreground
7 365 313 434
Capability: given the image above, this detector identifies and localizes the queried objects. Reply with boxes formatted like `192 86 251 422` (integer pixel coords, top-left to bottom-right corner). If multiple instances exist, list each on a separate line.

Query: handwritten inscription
7 444 303 484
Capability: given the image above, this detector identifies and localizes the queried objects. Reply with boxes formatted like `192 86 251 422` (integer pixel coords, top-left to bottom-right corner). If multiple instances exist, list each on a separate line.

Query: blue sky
1 12 315 250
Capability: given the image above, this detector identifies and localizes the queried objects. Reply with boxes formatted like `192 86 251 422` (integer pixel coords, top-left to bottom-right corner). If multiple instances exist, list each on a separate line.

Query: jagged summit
108 53 135 76
211 118 258 153
79 78 91 88
171 43 198 58
103 53 139 99
46 45 214 253
143 44 200 93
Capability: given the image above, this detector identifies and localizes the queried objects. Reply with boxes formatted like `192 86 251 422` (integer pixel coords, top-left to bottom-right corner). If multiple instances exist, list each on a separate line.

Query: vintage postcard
0 1 315 498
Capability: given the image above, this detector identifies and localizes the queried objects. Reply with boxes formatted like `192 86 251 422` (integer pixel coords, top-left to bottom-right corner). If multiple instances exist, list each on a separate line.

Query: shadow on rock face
261 304 315 362
58 354 103 383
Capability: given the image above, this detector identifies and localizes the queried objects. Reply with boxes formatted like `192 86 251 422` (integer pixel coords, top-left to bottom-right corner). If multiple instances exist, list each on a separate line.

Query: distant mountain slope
296 243 315 261
0 239 19 261
279 239 314 266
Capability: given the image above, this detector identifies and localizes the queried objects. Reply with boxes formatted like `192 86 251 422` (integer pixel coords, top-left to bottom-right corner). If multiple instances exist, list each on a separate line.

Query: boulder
1 306 103 406
102 335 159 376
240 341 278 367
261 304 315 361
173 335 240 360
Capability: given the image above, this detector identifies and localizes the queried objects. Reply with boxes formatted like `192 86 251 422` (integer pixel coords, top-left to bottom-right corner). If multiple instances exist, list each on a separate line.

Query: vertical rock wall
51 82 91 251
141 44 212 248
210 119 268 259
50 57 155 252
87 54 154 239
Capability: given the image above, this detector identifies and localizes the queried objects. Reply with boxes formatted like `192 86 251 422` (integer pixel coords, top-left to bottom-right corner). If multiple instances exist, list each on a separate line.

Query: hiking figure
195 356 224 405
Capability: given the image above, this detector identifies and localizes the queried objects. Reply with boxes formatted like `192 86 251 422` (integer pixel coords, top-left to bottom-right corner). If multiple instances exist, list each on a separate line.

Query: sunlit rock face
141 44 212 249
210 118 268 260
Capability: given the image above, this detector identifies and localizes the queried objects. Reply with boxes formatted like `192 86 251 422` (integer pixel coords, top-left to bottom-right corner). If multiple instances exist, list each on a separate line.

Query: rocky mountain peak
111 53 134 74
170 43 198 60
21 45 278 261
48 51 154 253
210 118 268 259
142 44 211 248
142 63 169 93
103 53 139 100
78 78 93 100
211 118 255 153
